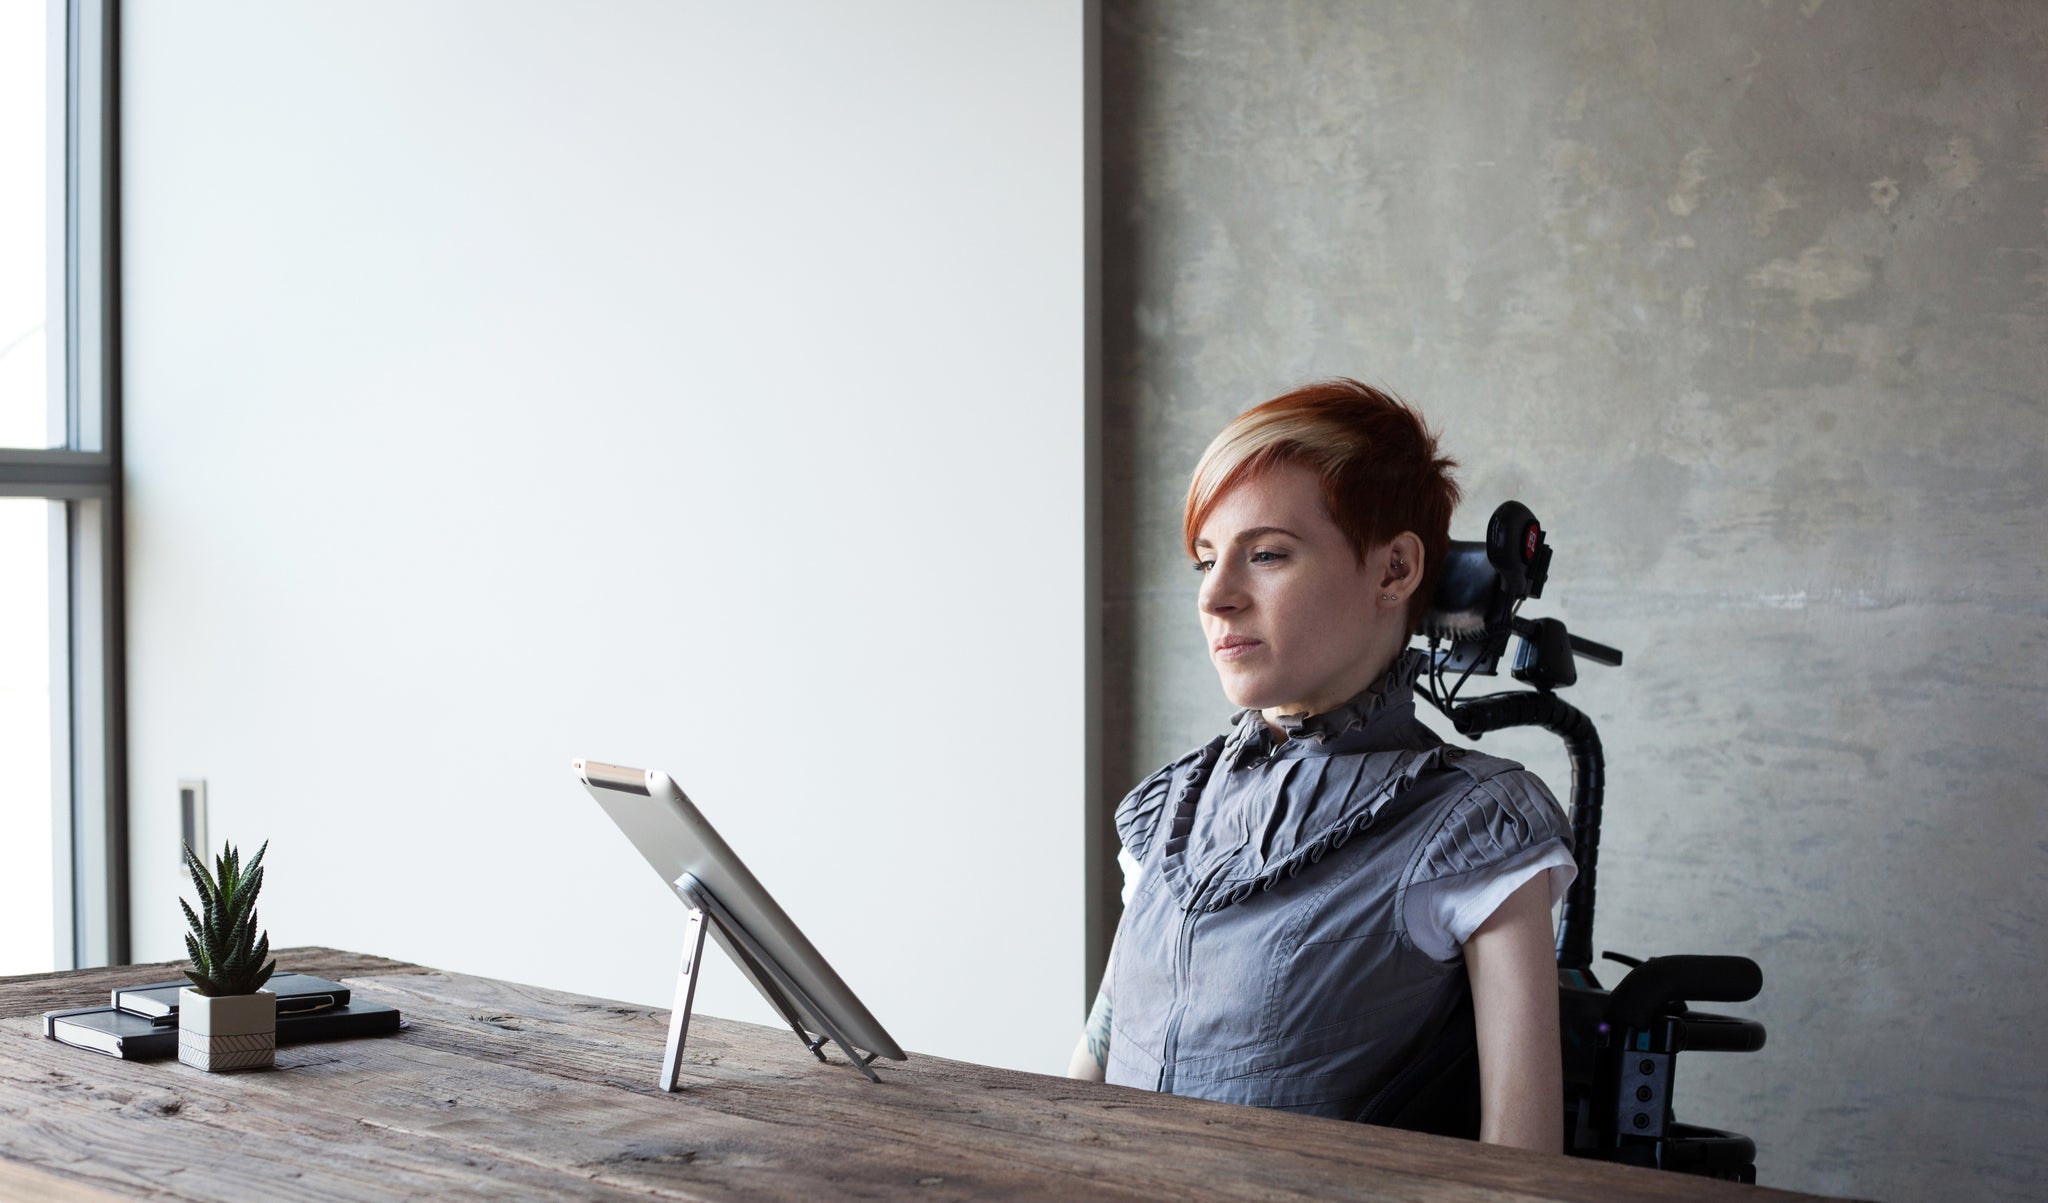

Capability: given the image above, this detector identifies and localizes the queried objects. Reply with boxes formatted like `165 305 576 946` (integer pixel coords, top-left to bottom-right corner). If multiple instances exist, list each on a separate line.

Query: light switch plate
178 778 207 866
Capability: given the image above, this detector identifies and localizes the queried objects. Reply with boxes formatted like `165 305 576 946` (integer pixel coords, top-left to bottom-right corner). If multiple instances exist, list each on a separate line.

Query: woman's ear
1381 532 1425 599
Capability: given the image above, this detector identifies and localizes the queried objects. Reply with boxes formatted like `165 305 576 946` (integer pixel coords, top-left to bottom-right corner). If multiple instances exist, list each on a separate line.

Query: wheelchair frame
1398 501 1768 1182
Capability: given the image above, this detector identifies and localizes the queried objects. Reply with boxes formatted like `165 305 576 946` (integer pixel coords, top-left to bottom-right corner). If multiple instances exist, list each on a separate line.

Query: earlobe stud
1381 593 1399 602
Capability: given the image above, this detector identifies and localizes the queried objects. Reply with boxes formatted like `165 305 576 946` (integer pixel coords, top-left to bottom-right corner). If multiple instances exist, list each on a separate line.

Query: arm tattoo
1084 987 1114 1069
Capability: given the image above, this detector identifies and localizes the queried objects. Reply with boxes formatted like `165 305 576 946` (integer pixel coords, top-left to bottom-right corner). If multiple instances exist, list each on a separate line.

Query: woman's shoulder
1112 735 1228 864
1404 748 1572 884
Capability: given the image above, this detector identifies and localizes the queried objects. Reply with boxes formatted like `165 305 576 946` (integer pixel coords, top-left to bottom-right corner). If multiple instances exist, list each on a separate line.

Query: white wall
121 2 1085 1073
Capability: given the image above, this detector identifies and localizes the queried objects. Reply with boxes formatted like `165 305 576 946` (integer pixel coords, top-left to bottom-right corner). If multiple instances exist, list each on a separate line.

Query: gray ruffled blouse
1105 648 1572 1118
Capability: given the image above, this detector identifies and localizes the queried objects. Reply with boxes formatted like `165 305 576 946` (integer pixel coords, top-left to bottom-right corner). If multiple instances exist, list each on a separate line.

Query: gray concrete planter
177 987 275 1071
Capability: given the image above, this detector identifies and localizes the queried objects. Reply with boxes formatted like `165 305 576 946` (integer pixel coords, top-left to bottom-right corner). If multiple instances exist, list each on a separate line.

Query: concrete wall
1099 2 2046 1197
122 1 1087 1074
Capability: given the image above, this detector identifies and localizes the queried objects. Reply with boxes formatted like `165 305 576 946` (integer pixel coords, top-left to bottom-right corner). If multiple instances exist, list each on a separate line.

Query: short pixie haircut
1184 379 1461 634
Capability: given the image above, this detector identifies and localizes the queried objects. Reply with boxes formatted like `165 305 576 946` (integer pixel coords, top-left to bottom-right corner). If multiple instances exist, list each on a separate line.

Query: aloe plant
181 840 277 997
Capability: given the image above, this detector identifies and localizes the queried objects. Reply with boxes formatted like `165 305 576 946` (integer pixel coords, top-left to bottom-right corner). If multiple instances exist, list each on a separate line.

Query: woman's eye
1191 558 1215 573
1249 550 1286 565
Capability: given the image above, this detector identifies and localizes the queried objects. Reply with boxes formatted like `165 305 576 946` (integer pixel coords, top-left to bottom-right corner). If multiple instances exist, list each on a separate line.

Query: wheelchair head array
1398 501 1768 1183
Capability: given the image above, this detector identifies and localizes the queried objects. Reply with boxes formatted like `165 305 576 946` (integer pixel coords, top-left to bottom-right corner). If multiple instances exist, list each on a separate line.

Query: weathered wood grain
0 1157 126 1203
0 949 1845 1202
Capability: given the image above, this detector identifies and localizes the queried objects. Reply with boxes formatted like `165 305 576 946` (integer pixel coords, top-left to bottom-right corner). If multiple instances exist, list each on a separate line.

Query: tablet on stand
573 759 907 1090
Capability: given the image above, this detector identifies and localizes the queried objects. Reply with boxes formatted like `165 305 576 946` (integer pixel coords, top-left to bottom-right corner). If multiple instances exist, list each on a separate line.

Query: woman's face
1193 462 1414 723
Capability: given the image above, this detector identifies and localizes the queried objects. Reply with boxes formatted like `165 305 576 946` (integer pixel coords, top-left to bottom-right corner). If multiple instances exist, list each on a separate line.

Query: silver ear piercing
1381 592 1399 602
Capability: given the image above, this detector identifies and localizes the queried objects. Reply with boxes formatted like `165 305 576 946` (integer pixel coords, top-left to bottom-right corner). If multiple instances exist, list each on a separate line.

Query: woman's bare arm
1065 936 1118 1081
1464 873 1564 1152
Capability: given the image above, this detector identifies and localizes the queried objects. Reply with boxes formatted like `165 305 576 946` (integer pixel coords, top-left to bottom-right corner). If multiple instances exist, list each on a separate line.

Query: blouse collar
1226 648 1428 764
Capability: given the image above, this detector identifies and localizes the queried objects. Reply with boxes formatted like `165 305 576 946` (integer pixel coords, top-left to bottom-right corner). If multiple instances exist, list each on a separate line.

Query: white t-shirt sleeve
1403 837 1578 963
1117 847 1145 906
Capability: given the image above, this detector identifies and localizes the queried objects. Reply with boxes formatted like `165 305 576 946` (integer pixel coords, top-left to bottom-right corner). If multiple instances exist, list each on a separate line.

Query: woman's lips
1212 635 1262 661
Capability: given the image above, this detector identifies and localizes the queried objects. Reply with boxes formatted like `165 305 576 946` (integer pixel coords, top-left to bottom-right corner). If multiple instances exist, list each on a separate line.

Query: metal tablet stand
659 872 886 1091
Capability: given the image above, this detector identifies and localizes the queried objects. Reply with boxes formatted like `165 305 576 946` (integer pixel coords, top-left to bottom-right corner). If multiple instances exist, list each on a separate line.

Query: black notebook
43 1006 178 1059
44 998 403 1060
277 999 403 1044
112 972 352 1023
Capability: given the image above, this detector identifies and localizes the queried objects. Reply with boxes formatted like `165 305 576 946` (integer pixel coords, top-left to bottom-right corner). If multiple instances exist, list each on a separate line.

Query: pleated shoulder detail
1407 763 1573 887
1114 736 1225 866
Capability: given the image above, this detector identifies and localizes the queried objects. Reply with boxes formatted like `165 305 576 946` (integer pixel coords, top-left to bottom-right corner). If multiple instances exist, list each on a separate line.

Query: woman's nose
1200 561 1243 615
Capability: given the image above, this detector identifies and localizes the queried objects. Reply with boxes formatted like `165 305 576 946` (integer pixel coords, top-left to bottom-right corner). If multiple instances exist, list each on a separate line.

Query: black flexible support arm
1443 691 1603 971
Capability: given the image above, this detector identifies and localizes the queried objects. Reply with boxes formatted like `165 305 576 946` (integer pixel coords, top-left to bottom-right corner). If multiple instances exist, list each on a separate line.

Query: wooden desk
2 948 1828 1202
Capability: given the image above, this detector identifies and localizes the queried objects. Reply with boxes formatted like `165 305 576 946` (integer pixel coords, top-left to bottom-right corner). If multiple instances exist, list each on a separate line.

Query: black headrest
1420 540 1496 642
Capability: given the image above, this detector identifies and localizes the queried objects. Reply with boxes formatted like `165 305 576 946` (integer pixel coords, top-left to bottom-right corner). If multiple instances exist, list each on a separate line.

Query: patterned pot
177 987 275 1071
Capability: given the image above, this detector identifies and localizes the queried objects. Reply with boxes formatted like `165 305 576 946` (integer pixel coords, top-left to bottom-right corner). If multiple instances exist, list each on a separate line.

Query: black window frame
0 0 126 969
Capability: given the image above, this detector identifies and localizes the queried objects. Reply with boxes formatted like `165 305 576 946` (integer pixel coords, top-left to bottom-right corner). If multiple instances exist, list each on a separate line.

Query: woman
1066 379 1575 1153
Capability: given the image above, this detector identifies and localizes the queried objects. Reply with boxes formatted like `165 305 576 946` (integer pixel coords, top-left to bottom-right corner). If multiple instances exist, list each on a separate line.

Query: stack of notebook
42 972 403 1060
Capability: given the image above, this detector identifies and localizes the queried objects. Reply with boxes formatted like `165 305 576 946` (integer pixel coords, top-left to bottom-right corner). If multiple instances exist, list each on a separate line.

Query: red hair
1183 379 1461 633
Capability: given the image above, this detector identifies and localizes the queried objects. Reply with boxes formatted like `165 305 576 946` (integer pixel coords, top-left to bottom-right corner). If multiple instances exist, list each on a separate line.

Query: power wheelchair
1357 501 1768 1184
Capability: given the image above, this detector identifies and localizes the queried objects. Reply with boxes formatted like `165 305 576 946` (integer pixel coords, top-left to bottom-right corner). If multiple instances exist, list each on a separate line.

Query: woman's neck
1258 645 1406 741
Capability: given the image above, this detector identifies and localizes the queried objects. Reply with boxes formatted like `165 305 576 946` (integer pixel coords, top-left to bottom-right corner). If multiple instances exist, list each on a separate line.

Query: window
0 0 124 973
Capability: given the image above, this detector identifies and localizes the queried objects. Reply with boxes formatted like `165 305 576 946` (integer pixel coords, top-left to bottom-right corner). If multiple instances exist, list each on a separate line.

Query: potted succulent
177 840 278 1071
